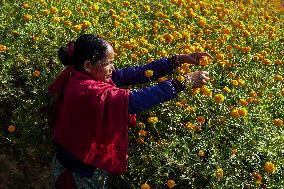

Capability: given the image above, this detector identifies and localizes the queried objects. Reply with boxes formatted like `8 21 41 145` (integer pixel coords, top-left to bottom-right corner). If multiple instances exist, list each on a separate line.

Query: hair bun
58 46 74 66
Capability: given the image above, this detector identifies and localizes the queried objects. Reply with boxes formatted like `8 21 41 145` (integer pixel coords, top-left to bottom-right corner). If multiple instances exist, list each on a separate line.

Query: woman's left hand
177 52 213 66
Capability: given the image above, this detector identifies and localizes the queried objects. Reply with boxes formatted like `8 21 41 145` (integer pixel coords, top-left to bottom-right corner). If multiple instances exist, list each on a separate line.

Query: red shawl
48 66 132 175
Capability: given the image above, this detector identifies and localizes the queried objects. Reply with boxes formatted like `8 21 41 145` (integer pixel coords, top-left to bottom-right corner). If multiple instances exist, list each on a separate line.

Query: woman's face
84 44 115 82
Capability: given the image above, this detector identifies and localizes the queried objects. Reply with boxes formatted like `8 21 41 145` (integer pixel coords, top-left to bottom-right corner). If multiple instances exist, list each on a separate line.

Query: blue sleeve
128 80 183 114
112 57 175 87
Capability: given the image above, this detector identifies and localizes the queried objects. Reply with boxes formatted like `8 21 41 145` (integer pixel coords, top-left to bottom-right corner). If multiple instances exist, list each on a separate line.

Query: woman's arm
128 79 184 114
112 57 176 87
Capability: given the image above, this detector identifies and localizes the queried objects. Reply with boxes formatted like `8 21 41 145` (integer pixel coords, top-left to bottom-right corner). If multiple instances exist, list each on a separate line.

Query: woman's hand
177 52 213 65
185 71 210 88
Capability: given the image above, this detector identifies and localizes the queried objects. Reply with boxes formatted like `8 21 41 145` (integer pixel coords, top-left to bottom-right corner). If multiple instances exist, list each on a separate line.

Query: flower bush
0 0 283 188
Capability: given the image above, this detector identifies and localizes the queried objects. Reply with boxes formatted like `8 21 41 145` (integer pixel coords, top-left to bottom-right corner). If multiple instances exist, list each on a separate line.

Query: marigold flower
231 79 238 86
81 20 91 29
264 162 276 173
143 5 150 12
23 14 32 22
0 44 8 52
176 75 185 83
214 94 225 104
8 125 16 133
237 79 245 87
238 108 248 117
62 9 72 17
273 118 283 126
137 137 145 145
239 99 248 106
275 59 282 65
63 20 72 27
249 90 257 97
144 70 153 78
231 148 237 155
223 86 231 93
148 117 158 124
167 180 175 188
200 86 212 97
22 2 29 8
50 7 59 14
163 33 174 43
281 89 284 96
215 167 224 181
230 109 240 118
196 116 205 124
198 149 205 157
33 70 41 77
141 183 150 189
73 24 82 32
252 172 262 184
274 75 283 81
199 56 211 66
138 122 146 128
138 130 147 137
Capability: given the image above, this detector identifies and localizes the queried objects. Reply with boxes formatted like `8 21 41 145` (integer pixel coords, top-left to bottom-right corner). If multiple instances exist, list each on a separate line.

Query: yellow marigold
123 1 130 6
198 149 205 157
196 116 205 124
158 77 167 83
239 99 248 106
273 118 283 126
252 172 262 184
33 70 41 77
215 167 224 181
138 130 147 137
22 2 29 8
167 180 175 188
200 86 212 97
223 86 231 93
0 44 8 52
81 20 91 29
230 109 240 118
275 59 282 65
199 56 211 66
63 20 72 27
73 24 82 32
137 137 145 144
214 94 225 104
163 33 174 43
62 9 72 17
237 79 245 87
148 117 158 124
41 9 49 16
143 5 150 12
231 148 237 155
52 16 61 23
262 59 272 65
141 183 150 189
176 75 185 83
274 75 283 81
231 79 238 86
145 70 153 78
264 162 276 173
192 88 200 96
249 90 257 97
50 6 59 14
23 14 32 22
8 125 16 133
238 108 248 117
281 89 284 96
138 122 146 128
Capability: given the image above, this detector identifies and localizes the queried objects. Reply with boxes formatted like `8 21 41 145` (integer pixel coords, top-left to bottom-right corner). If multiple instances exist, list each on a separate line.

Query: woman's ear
83 60 92 72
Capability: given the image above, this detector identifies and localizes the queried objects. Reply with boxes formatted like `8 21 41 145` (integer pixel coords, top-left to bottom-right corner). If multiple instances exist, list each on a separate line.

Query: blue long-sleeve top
112 57 182 114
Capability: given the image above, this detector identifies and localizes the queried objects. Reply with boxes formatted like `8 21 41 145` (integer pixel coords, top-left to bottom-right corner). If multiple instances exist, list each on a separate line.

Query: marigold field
0 0 283 188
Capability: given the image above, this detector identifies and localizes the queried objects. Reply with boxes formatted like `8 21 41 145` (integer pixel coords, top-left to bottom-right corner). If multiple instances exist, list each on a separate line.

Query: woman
48 34 211 188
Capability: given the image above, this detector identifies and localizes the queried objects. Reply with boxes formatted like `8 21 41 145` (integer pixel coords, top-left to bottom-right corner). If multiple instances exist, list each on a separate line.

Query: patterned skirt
51 156 111 189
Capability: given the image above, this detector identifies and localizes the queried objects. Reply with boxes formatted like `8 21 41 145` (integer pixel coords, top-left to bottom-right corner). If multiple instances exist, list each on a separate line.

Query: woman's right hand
185 71 210 88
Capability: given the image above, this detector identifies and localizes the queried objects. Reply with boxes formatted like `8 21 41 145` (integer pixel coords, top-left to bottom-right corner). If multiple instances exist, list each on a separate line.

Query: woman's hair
58 34 110 70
